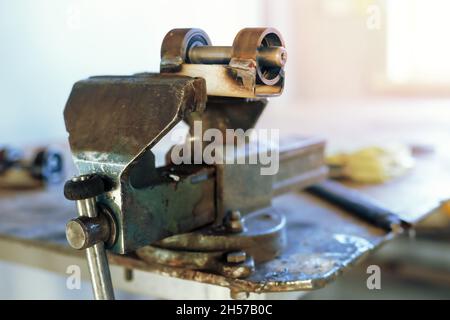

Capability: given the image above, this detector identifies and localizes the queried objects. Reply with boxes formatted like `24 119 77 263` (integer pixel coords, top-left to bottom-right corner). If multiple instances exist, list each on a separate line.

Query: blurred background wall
0 0 264 299
0 0 263 145
2 0 450 145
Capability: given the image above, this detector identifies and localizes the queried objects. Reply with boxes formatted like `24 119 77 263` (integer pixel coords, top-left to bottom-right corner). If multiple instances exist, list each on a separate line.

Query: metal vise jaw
64 74 213 255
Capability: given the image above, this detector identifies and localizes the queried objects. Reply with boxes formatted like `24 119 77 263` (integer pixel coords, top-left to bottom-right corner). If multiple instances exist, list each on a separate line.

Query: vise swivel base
62 28 335 300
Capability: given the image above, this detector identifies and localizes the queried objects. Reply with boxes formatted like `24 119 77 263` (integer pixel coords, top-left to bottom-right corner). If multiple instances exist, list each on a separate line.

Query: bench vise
63 28 327 299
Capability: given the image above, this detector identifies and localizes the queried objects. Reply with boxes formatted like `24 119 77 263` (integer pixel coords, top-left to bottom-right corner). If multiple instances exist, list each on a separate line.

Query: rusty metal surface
136 246 256 279
150 208 286 263
135 208 287 277
0 182 390 293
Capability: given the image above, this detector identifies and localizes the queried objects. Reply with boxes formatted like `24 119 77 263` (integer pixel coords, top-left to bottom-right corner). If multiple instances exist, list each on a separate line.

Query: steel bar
188 46 287 67
306 180 407 233
75 179 115 300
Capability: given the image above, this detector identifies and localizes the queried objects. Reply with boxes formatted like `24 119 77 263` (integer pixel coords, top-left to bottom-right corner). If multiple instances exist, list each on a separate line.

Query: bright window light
387 0 450 85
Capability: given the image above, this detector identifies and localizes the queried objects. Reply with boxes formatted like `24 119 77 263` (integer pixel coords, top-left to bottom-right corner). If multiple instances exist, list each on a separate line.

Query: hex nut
66 219 89 250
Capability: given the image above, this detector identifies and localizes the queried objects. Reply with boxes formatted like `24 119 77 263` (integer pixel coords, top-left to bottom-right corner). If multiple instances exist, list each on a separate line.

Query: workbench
1 99 449 299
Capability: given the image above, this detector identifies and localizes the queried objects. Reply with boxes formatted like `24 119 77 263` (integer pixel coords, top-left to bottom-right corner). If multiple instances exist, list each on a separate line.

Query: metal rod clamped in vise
188 46 287 68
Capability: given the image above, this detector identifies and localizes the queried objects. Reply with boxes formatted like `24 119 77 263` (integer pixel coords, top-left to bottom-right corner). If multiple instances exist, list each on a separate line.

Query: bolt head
224 210 244 233
66 219 88 250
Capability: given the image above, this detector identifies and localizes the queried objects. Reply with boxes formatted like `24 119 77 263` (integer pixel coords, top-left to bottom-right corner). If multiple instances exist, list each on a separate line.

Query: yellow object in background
327 145 415 183
442 200 450 218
